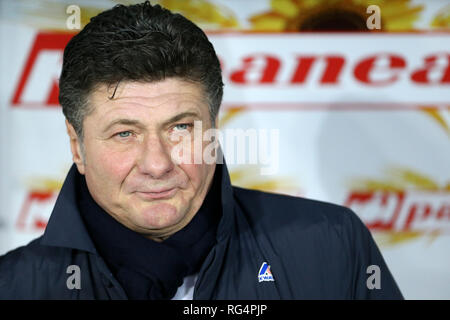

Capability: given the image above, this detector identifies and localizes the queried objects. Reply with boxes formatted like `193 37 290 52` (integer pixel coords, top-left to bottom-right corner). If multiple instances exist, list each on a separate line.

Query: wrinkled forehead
82 79 212 131
87 79 210 114
95 78 207 103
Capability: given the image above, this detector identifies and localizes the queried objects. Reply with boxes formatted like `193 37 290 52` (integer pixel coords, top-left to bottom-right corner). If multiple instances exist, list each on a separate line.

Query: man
0 2 403 299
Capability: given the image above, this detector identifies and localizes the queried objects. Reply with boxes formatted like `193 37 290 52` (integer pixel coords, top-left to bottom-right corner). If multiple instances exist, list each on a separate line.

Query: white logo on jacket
258 262 275 282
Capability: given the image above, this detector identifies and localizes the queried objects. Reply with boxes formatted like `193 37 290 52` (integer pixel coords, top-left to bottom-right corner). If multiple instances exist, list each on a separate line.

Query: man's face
66 78 217 241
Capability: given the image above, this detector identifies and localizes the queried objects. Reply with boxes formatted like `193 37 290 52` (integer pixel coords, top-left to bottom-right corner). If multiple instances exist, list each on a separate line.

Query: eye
116 131 133 138
173 123 192 131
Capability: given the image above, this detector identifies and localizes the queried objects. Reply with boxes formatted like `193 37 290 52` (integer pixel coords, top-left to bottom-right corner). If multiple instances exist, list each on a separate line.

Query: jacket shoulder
0 237 68 270
232 186 358 232
232 186 403 299
0 237 71 299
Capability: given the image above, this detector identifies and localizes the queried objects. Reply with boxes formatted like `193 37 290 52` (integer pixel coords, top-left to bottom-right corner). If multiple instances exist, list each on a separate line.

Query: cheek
178 163 209 191
86 143 136 185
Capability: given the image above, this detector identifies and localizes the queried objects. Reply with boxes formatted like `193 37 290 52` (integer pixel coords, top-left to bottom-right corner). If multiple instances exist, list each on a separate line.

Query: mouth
135 188 178 200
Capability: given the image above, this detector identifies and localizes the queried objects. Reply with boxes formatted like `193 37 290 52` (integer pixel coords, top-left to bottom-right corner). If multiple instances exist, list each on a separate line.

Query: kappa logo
258 262 274 282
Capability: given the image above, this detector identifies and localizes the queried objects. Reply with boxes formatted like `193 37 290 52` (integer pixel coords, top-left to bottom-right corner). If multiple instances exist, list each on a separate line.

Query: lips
135 187 178 200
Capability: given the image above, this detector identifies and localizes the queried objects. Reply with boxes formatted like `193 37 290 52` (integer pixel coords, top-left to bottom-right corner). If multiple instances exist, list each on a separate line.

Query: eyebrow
102 119 145 133
162 111 201 126
102 111 202 133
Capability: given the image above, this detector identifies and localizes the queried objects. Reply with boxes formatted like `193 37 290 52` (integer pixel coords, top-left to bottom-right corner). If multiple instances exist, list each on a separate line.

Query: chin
139 202 184 229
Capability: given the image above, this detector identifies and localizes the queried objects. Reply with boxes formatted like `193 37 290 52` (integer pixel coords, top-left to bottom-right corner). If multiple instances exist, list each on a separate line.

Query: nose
137 134 174 179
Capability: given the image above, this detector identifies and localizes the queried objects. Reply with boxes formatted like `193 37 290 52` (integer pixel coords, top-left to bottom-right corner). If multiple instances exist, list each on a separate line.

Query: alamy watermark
366 264 381 290
366 5 381 30
66 5 81 30
66 264 81 290
169 121 280 175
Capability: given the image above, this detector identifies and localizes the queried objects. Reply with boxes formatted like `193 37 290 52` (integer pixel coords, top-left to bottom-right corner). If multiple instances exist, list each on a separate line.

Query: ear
65 119 86 175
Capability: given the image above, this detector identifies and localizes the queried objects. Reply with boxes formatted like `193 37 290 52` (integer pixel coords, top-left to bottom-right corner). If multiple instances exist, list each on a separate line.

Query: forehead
88 78 209 118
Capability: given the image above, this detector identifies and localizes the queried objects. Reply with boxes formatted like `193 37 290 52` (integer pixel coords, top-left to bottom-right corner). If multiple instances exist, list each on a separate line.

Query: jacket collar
40 164 98 253
40 160 235 253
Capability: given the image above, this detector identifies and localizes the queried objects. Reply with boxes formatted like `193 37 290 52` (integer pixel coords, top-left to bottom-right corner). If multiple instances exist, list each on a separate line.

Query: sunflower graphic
157 0 239 29
421 106 450 137
249 0 424 32
16 0 239 31
350 168 450 193
431 4 450 29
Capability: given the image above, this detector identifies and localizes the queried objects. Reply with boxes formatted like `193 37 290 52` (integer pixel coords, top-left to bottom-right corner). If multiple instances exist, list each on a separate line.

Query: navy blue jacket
0 163 403 299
